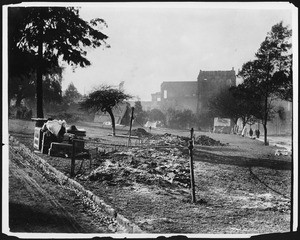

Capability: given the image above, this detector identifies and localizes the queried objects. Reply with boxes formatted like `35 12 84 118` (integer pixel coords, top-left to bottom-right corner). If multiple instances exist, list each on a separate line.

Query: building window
157 97 161 102
164 90 167 99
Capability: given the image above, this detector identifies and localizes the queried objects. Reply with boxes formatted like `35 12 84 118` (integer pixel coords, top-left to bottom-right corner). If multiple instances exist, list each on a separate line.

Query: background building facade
160 81 198 113
197 68 236 115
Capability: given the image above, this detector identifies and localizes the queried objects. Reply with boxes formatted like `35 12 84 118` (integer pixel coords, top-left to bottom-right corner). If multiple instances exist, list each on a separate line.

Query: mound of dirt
130 128 152 137
194 135 226 146
146 133 225 147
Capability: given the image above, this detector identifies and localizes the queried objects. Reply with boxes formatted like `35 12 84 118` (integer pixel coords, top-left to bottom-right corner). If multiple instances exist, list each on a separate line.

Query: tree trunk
263 96 268 145
107 108 116 136
36 21 44 119
263 122 268 145
15 95 23 107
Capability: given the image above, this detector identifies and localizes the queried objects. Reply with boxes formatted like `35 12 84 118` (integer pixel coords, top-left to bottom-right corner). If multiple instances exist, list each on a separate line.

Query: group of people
241 126 260 138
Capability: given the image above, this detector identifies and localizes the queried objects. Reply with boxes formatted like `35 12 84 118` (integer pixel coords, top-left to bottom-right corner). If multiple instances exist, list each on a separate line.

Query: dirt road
8 138 119 233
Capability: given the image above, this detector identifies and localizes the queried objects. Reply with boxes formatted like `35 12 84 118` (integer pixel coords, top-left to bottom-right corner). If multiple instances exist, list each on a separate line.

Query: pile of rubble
130 128 152 137
87 147 191 188
145 133 225 147
85 132 226 188
194 135 226 146
144 133 189 147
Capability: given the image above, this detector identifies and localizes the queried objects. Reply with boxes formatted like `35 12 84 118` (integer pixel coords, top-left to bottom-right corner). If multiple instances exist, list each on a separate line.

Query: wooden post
71 140 76 178
188 128 196 203
128 107 134 147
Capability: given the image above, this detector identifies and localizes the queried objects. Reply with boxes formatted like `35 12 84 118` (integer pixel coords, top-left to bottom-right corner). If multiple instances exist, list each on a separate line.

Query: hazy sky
60 2 295 101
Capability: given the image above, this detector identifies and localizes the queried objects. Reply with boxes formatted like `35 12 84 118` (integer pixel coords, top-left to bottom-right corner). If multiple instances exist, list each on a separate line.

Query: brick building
159 81 198 113
196 68 236 129
197 68 236 115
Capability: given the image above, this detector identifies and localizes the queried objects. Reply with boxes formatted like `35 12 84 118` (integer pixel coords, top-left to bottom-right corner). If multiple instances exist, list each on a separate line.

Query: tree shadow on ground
193 150 292 170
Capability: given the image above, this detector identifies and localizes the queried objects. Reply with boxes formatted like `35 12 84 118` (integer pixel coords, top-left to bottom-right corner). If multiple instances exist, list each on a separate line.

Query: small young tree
229 85 262 129
208 89 241 125
148 108 166 124
178 109 197 129
134 101 148 126
80 85 131 136
63 82 82 105
165 108 196 130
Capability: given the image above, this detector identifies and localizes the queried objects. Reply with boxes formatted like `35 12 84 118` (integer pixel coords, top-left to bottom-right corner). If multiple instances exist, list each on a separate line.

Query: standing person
241 126 247 137
249 128 253 138
256 129 260 138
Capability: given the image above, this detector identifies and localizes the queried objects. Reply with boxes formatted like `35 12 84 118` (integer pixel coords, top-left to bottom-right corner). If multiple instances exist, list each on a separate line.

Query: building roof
197 69 236 81
161 81 197 86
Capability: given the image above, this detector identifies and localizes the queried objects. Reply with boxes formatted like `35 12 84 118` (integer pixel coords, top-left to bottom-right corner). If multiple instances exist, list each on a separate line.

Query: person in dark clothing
255 129 260 138
249 128 253 138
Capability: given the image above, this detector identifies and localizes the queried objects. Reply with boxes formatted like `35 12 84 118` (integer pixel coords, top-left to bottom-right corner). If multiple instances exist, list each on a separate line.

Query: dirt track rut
8 142 118 233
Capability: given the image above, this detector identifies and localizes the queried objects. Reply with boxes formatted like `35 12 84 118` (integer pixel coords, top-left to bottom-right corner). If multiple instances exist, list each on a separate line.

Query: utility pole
128 107 134 146
70 140 76 178
36 17 44 122
188 127 196 203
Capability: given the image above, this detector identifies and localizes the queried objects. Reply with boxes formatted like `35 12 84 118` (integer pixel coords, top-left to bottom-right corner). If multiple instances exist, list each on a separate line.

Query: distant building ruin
147 66 291 135
150 68 236 129
197 68 236 114
160 81 198 113
197 68 236 129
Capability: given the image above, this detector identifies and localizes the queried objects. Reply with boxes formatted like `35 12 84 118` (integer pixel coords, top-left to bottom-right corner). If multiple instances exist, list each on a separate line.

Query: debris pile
130 128 152 137
147 133 225 147
275 149 291 156
194 135 226 146
148 133 189 147
86 132 226 189
87 147 191 188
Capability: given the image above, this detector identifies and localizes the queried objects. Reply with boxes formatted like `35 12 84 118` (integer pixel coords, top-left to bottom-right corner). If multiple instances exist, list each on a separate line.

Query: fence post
188 128 196 203
128 107 134 147
70 139 76 178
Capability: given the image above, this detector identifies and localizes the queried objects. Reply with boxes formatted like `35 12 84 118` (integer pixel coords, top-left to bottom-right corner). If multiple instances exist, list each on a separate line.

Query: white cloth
241 126 247 136
42 120 66 136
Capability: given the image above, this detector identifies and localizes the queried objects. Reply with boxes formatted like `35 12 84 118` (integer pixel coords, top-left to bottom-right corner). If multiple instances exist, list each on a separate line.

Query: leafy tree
147 108 166 124
8 66 63 108
8 7 109 119
80 85 131 136
208 89 241 125
166 108 196 130
134 101 148 126
179 109 197 129
63 82 82 105
229 85 261 128
8 72 35 107
43 66 63 105
238 21 292 145
272 55 293 102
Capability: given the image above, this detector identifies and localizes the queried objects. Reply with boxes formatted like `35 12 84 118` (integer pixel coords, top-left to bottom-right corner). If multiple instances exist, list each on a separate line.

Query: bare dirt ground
6 119 293 235
8 136 122 234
